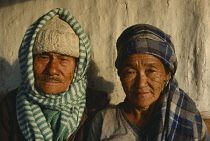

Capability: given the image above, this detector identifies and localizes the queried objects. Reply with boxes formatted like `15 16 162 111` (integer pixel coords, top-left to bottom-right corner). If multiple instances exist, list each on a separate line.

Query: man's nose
134 72 148 88
44 59 59 75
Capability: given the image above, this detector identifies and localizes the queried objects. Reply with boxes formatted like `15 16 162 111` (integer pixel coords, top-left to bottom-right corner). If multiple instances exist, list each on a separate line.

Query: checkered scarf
116 24 204 140
16 8 91 141
161 77 203 140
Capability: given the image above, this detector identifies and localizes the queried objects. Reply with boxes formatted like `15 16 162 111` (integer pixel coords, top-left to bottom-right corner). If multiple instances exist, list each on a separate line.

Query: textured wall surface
0 0 210 117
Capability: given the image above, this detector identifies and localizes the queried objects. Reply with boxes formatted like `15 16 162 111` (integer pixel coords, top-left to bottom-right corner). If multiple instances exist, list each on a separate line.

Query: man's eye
60 58 68 61
40 56 49 59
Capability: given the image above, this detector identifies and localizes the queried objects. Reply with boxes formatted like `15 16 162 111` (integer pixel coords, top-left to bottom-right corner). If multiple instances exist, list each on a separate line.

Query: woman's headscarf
115 24 204 140
16 8 91 141
115 24 177 75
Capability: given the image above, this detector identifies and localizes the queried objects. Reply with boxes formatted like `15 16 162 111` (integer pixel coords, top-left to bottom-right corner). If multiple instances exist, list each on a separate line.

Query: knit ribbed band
115 24 177 75
33 15 79 58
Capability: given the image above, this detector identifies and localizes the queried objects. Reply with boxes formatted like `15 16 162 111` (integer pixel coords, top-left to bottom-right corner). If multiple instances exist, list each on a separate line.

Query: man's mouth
36 76 62 83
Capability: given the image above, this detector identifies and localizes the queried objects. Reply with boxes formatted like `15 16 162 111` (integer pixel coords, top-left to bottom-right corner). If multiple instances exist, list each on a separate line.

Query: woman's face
120 53 171 110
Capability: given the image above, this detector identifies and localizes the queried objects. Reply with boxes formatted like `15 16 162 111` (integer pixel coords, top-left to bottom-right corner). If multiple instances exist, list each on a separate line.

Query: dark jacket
0 88 110 141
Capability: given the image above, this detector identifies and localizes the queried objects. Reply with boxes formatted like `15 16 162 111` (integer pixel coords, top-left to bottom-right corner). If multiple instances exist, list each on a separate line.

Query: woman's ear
165 72 171 81
163 72 171 88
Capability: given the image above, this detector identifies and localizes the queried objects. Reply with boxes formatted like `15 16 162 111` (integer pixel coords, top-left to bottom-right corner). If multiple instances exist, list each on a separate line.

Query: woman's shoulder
93 104 122 121
89 103 132 140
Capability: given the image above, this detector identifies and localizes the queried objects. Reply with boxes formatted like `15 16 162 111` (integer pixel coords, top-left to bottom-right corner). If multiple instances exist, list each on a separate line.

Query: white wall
0 0 210 117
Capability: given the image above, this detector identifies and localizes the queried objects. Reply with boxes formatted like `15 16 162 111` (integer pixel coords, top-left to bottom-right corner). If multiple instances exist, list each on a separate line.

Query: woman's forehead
123 53 163 65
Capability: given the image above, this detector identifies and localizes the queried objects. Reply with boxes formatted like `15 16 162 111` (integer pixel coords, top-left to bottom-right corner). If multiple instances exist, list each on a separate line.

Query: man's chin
37 86 68 94
42 89 66 94
35 81 69 94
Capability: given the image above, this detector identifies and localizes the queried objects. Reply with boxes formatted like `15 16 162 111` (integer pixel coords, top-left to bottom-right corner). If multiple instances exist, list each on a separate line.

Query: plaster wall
0 0 210 117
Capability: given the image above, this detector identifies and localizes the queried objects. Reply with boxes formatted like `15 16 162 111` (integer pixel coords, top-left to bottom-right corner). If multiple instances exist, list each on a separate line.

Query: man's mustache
36 76 62 83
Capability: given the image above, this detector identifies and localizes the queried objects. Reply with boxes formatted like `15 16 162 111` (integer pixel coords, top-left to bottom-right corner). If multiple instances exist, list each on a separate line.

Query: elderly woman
88 24 208 141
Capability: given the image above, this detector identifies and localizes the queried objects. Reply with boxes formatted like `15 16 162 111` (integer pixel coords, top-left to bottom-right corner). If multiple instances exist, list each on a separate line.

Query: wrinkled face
33 52 76 94
120 53 171 110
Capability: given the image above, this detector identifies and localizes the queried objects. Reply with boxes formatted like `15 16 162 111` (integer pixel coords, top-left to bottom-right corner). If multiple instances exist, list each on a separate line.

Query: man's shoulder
0 88 18 115
0 88 25 141
0 88 18 104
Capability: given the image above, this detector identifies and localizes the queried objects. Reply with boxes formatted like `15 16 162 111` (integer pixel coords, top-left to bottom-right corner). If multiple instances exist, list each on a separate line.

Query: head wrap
116 24 205 140
33 15 79 57
115 24 177 75
16 8 91 141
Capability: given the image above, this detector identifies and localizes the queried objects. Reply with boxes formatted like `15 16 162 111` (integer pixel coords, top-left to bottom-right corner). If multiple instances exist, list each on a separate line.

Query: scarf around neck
16 8 91 141
161 77 203 140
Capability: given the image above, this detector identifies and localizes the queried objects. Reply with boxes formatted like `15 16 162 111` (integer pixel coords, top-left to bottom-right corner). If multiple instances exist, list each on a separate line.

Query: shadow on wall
87 60 115 98
0 0 32 7
0 57 21 93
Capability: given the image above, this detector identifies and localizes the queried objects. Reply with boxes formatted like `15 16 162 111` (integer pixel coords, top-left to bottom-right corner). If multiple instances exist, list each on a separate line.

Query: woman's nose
134 72 148 88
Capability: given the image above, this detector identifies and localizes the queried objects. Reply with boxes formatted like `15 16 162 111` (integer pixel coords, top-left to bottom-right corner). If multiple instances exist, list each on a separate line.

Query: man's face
33 52 76 94
120 53 171 110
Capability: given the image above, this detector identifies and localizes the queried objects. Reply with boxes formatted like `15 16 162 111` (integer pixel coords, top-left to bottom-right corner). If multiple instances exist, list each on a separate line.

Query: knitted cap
115 24 177 75
33 15 79 58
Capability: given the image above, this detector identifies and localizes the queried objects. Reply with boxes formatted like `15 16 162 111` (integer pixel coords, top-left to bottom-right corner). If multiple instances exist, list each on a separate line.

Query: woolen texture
33 15 80 58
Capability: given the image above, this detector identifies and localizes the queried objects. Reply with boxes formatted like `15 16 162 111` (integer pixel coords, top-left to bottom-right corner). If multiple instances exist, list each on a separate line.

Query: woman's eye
146 69 156 74
127 71 136 74
124 69 137 75
121 67 137 77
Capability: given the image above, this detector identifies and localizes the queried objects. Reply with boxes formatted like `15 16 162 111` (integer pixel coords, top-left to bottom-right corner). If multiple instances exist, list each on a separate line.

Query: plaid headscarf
116 24 205 140
16 8 91 141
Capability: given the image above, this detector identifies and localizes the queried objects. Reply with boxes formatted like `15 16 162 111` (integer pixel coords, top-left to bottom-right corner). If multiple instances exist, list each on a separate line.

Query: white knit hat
33 15 79 58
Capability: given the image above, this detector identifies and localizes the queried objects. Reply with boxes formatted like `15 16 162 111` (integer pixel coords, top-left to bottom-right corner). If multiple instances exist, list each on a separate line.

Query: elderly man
88 24 208 141
0 8 109 141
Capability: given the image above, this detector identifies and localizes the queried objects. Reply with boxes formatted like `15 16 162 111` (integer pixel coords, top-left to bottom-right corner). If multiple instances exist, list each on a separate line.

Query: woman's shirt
88 103 163 141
